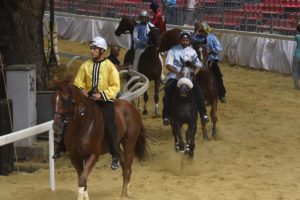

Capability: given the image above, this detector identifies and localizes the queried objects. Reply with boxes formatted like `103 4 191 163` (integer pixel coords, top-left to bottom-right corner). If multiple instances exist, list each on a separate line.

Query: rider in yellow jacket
74 59 120 101
74 36 121 170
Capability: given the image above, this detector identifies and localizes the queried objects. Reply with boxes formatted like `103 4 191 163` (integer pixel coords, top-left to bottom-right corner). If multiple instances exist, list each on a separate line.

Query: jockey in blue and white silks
162 30 209 126
165 44 202 80
133 10 156 70
133 10 165 82
191 27 222 61
192 21 226 103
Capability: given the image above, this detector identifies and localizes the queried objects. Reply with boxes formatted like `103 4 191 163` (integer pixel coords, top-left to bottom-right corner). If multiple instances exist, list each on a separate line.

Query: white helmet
90 36 107 50
139 10 149 18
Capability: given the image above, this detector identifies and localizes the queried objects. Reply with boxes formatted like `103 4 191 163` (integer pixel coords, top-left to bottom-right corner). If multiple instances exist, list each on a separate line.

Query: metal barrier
118 69 149 101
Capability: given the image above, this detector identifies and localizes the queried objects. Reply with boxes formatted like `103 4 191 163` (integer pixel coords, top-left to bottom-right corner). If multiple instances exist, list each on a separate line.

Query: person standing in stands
150 2 166 34
163 0 177 25
192 21 227 103
184 0 198 25
292 22 300 90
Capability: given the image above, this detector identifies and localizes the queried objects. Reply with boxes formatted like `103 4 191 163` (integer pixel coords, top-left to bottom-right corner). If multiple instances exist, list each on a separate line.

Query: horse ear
65 75 75 87
51 75 61 89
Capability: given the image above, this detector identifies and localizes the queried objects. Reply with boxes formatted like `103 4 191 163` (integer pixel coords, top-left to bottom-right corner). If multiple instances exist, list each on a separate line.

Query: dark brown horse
169 61 199 156
159 28 181 52
51 77 148 199
196 46 219 139
115 16 162 115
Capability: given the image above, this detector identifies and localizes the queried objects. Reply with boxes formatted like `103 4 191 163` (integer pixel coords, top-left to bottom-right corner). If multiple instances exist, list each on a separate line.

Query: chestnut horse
51 77 148 199
115 16 162 115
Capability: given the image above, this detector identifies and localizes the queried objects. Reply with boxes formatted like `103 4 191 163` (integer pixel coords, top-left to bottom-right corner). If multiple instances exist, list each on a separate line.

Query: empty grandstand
48 0 300 35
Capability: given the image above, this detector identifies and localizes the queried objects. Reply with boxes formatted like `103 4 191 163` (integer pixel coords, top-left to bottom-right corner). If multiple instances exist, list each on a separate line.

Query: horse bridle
54 92 74 124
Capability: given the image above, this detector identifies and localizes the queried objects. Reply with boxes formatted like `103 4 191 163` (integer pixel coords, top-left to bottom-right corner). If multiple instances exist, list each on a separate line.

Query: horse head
52 76 88 134
147 27 161 50
159 28 181 52
115 16 136 36
52 76 74 134
177 59 196 98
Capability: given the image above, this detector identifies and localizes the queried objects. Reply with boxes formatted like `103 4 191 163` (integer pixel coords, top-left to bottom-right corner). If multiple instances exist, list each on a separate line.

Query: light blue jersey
133 22 155 49
165 44 203 80
163 0 176 6
206 33 222 61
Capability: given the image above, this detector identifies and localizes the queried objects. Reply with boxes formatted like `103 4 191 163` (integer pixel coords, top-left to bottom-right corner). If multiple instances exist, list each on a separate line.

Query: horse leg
120 139 135 197
170 121 184 152
211 100 218 138
154 80 160 115
185 122 197 157
142 92 149 115
76 154 99 200
69 157 85 200
201 120 209 140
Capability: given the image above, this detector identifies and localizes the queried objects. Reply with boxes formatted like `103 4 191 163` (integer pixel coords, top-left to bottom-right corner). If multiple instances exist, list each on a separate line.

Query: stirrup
201 115 209 123
52 152 60 159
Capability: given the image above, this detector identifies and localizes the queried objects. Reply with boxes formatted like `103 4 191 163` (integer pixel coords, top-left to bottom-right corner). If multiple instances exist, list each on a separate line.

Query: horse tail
134 124 149 161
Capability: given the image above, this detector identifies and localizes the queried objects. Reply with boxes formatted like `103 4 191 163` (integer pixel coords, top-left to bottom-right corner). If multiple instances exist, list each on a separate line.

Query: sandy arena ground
1 39 300 200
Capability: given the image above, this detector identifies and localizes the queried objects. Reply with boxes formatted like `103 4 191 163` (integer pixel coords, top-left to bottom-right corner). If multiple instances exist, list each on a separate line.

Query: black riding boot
162 79 177 125
52 141 61 159
209 60 226 102
193 79 209 123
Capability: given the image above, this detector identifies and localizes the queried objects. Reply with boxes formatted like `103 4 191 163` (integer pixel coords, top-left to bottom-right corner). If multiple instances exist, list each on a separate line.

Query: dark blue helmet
150 2 159 11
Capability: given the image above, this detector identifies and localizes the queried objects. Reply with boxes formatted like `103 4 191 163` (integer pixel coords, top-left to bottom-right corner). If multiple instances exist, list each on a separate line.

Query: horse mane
147 27 161 48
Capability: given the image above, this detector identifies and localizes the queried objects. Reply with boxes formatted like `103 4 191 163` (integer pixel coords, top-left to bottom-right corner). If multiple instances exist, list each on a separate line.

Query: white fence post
49 129 55 191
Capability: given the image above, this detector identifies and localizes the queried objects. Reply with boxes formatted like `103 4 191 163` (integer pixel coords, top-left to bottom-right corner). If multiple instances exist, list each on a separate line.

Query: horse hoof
188 151 194 157
184 145 190 154
175 143 180 151
202 134 209 140
212 133 218 139
142 110 148 115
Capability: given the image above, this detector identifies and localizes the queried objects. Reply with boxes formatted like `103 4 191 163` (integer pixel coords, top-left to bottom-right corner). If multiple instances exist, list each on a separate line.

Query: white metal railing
0 121 55 191
118 69 149 101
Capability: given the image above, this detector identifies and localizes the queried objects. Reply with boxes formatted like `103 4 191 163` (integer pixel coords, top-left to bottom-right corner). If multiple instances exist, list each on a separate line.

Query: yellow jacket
74 59 120 102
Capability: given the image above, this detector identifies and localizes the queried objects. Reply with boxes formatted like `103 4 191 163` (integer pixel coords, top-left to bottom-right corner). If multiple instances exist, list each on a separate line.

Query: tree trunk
0 0 48 90
48 0 58 67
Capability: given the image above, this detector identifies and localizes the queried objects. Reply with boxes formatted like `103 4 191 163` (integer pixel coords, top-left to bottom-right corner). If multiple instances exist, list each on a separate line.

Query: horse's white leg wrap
159 53 165 81
155 103 159 114
83 190 89 200
77 187 85 200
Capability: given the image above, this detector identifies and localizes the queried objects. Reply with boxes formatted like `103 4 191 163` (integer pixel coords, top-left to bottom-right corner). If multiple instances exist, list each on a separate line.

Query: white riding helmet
90 36 107 50
139 10 149 18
